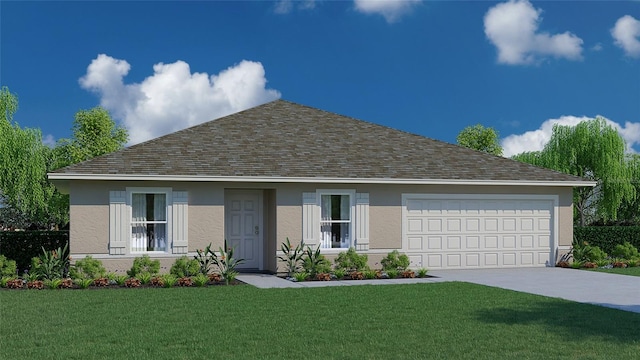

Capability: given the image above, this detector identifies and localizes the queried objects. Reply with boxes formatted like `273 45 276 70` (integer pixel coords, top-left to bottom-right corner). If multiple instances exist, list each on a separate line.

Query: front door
225 190 263 270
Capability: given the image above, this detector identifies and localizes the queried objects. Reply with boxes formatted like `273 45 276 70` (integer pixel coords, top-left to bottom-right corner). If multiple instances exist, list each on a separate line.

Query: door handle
255 226 259 235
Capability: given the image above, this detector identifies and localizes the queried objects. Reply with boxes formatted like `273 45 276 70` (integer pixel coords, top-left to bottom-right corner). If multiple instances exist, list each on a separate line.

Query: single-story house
48 100 595 273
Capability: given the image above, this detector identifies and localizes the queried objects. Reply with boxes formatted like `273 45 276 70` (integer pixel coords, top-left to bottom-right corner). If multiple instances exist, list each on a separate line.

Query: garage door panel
404 196 553 269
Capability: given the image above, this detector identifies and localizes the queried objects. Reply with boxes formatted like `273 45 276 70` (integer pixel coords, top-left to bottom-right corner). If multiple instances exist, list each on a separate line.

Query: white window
131 192 168 252
303 190 368 251
109 188 188 255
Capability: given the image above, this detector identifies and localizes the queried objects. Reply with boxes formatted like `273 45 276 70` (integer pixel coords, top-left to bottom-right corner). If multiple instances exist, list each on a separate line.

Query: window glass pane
321 195 331 221
153 194 166 221
132 194 146 221
131 192 167 252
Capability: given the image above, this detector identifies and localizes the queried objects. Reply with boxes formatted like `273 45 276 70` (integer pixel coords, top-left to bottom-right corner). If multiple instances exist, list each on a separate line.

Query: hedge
0 231 69 274
573 226 640 254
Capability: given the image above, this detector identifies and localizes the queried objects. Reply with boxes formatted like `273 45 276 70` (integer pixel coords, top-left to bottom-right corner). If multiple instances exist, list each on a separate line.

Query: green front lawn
587 266 640 277
1 283 638 359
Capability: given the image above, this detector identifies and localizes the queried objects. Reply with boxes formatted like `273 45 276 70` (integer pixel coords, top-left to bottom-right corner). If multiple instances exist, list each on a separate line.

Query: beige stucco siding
67 180 575 272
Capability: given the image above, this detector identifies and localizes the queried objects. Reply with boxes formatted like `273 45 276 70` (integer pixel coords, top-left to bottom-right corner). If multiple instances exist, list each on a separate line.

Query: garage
402 194 556 269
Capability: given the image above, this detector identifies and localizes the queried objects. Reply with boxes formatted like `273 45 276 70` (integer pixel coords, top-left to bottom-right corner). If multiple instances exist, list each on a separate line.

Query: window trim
316 189 356 251
126 187 173 254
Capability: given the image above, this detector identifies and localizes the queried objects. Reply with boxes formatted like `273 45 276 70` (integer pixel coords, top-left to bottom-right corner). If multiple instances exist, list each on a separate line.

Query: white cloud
484 0 583 65
611 15 640 58
353 0 421 23
79 54 281 145
42 134 56 147
274 0 316 14
591 43 603 52
502 116 640 157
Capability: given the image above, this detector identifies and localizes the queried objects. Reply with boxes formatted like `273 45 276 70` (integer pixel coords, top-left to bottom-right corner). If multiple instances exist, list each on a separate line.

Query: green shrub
381 250 410 271
127 255 160 277
386 269 399 279
170 256 200 278
572 241 607 263
333 268 346 279
191 273 208 287
69 256 106 279
334 247 369 273
277 238 304 278
574 226 640 254
0 254 17 277
611 242 639 260
417 268 428 278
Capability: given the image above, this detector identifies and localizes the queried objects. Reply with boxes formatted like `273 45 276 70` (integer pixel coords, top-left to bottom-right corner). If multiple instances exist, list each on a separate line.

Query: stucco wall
67 180 575 272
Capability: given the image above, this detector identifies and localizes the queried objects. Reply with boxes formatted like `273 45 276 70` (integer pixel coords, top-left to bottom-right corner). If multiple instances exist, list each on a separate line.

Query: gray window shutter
355 193 369 251
109 191 128 255
172 191 188 254
302 192 318 247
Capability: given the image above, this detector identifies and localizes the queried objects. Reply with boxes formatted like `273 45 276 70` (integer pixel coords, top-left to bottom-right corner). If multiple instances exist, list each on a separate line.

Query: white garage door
402 194 555 269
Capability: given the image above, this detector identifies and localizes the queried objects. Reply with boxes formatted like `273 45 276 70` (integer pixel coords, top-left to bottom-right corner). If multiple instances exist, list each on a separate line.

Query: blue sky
2 0 639 157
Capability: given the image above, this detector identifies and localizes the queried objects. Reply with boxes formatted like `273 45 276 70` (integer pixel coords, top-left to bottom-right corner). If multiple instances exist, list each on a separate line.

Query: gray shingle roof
51 100 587 183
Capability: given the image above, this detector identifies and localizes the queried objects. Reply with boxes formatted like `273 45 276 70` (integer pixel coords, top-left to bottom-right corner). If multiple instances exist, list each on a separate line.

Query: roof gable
50 100 588 184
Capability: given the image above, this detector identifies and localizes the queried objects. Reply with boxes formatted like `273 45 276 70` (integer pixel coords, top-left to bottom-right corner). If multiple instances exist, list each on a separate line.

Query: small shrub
334 247 369 274
611 242 639 260
44 278 63 290
401 270 415 278
74 278 93 289
93 277 109 287
170 256 200 278
6 278 23 289
136 272 153 285
27 280 44 290
315 273 331 281
570 261 583 269
208 240 245 285
595 259 610 267
177 277 193 287
364 269 377 279
350 271 364 280
192 273 208 287
583 262 598 269
150 276 164 287
124 278 141 288
194 244 214 275
69 256 106 279
381 250 410 271
0 255 17 277
60 278 74 289
332 268 346 279
161 274 178 288
572 241 607 263
386 269 399 279
127 255 160 278
417 268 428 278
30 244 70 280
113 275 128 286
293 272 308 282
208 273 222 283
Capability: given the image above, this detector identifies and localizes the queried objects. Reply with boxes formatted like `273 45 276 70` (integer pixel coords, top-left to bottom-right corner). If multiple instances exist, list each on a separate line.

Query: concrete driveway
429 267 640 313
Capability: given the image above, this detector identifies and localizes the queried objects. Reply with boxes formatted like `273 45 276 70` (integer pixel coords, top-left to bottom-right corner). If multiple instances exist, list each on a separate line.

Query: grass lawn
587 266 640 277
1 282 638 360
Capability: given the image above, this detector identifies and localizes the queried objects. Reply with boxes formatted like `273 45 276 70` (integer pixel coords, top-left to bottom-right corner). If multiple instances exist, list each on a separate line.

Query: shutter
302 192 318 247
172 191 189 254
355 193 369 251
109 191 128 255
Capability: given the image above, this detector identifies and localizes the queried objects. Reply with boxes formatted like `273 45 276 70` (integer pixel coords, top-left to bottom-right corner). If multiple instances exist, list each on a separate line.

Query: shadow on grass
475 299 640 344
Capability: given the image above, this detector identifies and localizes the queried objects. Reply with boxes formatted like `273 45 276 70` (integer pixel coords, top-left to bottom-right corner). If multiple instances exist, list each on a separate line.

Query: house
48 100 595 273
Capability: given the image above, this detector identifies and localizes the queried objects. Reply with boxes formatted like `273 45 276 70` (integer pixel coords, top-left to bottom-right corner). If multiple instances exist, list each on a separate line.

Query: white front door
225 190 263 270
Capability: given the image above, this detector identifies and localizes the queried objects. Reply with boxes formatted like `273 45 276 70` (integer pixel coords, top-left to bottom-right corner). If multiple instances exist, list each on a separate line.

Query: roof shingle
51 100 587 183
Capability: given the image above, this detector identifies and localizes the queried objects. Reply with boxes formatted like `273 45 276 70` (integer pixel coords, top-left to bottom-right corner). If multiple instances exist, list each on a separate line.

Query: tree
512 117 634 226
0 86 61 227
456 124 503 156
54 107 128 168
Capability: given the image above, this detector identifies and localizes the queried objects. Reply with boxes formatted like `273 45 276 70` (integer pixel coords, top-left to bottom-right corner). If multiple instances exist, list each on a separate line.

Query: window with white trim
131 192 168 252
319 191 354 249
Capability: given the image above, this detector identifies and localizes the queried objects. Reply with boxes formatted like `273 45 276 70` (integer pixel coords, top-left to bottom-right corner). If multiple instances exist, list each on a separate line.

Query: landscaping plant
170 256 200 278
69 255 106 279
0 254 17 277
127 255 160 277
209 240 245 285
277 237 304 278
30 244 70 280
611 242 639 260
301 245 331 278
194 243 214 275
381 250 410 271
334 247 369 274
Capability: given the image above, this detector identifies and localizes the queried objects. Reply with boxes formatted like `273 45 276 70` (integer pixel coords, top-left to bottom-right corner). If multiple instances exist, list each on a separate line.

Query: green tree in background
512 117 634 226
0 86 62 227
54 107 128 168
0 87 128 228
456 124 503 156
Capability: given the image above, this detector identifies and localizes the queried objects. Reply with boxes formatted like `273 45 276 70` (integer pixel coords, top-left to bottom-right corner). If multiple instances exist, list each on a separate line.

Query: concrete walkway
237 268 640 313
